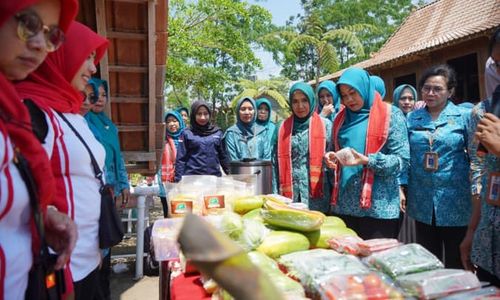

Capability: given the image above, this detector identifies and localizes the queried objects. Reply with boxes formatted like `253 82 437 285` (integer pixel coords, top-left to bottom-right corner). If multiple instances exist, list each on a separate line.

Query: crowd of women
1 0 129 299
1 0 499 298
159 27 500 288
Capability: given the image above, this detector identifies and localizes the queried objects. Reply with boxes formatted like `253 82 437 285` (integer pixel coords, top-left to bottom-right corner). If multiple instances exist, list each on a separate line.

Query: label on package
204 195 225 209
170 200 193 216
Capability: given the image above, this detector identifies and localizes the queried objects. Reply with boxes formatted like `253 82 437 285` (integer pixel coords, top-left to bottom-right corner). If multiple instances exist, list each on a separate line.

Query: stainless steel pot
229 159 273 195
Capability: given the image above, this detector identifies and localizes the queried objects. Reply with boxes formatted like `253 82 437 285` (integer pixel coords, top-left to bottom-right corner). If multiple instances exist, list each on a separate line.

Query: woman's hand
121 188 130 205
321 104 335 117
399 186 406 213
324 152 338 170
476 113 500 157
460 229 476 272
44 207 78 270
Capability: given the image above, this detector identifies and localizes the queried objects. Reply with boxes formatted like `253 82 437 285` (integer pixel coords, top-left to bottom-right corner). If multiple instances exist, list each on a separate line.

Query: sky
248 0 303 79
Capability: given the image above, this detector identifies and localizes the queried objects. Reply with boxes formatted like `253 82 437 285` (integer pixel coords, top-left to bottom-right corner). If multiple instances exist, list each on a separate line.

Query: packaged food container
151 218 183 261
396 269 481 299
334 147 356 165
328 236 363 255
366 243 444 278
318 272 405 300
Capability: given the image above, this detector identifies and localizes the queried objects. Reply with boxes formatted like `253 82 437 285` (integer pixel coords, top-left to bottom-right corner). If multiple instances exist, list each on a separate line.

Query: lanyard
426 127 440 152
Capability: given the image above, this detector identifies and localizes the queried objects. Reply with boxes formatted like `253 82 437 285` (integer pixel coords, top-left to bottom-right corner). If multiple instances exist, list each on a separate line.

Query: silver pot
229 159 273 195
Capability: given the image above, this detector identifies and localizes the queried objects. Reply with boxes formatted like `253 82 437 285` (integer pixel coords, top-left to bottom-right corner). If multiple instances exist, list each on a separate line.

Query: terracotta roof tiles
317 0 500 82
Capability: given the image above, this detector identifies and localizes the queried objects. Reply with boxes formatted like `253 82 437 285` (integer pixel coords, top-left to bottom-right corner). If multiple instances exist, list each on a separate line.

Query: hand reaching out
44 207 78 270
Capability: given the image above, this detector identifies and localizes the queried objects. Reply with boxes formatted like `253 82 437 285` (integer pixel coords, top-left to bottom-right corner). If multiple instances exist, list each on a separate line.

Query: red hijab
0 0 78 211
16 21 109 113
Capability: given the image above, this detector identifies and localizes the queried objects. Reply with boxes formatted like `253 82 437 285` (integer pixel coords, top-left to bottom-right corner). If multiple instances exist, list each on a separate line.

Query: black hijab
190 100 221 136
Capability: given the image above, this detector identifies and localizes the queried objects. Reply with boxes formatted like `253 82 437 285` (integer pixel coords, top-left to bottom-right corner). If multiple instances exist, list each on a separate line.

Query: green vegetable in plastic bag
248 252 306 298
233 196 264 214
242 208 264 223
235 219 269 251
256 231 310 258
220 212 244 240
305 225 357 249
260 201 324 232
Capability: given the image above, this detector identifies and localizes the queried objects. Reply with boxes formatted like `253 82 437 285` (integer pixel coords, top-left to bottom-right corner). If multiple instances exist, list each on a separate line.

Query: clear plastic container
366 243 444 278
328 236 363 255
334 147 356 165
318 272 405 300
151 218 183 261
396 269 481 299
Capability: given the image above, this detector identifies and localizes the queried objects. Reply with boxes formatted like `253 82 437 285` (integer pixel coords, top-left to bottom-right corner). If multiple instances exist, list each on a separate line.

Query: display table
160 260 210 300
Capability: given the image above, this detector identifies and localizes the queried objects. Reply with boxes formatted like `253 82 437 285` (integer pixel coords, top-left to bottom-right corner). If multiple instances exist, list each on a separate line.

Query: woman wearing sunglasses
0 1 78 299
406 64 472 269
16 21 109 299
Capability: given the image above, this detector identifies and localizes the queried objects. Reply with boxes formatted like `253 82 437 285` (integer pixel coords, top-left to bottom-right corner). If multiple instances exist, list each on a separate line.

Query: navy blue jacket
174 128 230 182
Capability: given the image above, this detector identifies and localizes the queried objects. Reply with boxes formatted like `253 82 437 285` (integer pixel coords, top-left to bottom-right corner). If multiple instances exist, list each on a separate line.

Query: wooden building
316 0 500 104
77 0 168 175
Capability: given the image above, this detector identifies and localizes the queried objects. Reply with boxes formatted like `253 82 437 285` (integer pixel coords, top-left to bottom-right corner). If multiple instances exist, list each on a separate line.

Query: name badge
424 152 439 172
486 172 500 206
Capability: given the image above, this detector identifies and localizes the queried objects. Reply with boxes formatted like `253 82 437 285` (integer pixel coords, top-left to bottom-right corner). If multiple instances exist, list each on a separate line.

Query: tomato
364 287 388 300
363 274 382 288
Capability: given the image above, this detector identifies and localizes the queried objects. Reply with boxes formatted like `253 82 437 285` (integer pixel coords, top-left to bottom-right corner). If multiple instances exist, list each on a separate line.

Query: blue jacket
406 101 472 226
174 129 230 182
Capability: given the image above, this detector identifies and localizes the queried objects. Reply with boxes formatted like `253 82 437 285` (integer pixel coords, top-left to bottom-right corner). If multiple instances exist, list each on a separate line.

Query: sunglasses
421 85 447 94
15 10 65 52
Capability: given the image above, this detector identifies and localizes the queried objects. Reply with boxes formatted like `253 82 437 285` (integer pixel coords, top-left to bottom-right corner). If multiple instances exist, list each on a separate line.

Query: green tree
260 0 417 81
230 76 292 119
166 0 273 118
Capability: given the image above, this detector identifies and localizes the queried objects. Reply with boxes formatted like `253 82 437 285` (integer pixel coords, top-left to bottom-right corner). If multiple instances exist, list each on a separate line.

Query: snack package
318 272 405 300
396 269 481 299
151 218 183 261
328 236 363 255
279 249 369 295
366 243 444 278
358 238 401 256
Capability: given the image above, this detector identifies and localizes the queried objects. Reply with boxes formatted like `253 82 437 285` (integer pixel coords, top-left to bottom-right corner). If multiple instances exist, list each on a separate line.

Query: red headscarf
16 21 109 113
0 0 78 211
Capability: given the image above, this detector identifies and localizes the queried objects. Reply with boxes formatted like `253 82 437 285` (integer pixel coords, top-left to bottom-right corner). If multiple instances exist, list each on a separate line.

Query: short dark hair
418 64 457 92
489 26 500 56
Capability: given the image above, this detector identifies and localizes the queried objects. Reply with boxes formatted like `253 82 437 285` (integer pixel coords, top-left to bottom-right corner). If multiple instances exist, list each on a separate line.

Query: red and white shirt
42 110 105 282
0 127 32 300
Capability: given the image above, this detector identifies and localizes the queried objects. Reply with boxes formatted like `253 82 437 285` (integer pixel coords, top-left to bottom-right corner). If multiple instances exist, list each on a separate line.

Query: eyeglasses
15 10 65 52
421 85 447 94
399 96 414 102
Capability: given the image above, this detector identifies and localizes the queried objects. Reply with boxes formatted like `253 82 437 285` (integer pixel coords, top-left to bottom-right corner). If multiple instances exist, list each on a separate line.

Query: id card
486 172 500 206
424 152 439 172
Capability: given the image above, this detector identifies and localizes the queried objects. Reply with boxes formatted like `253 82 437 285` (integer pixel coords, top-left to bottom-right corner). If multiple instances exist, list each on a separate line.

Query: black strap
13 149 49 261
56 112 105 187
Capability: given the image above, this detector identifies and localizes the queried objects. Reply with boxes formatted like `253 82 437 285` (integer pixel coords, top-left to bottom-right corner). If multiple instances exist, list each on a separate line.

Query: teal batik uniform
85 79 129 197
316 80 340 122
224 97 272 161
272 82 332 213
255 98 276 143
406 101 472 226
467 100 500 279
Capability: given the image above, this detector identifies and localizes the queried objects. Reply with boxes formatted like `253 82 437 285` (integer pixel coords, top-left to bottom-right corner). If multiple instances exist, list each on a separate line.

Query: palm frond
323 29 365 57
257 90 289 111
320 43 339 73
288 34 320 54
230 89 259 108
